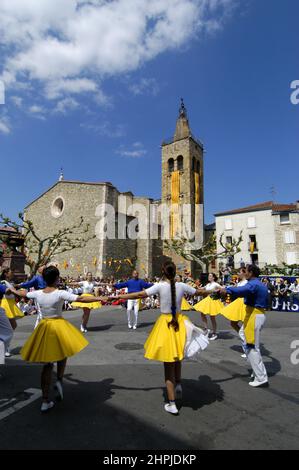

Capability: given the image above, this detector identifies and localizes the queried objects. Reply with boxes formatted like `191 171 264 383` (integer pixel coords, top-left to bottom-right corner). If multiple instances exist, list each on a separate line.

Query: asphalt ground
0 306 298 450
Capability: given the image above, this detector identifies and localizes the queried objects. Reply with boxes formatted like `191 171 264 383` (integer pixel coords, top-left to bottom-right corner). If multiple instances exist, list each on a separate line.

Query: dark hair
246 264 261 278
210 273 218 282
162 261 178 331
42 266 60 286
0 268 10 281
239 267 246 274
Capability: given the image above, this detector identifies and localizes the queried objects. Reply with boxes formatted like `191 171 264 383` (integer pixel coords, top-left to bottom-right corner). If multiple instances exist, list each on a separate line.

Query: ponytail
162 261 179 331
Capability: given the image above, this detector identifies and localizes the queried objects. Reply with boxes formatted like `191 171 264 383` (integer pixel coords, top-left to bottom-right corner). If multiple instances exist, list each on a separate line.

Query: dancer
17 265 47 290
218 264 269 387
110 261 208 415
113 271 153 330
10 266 105 412
1 268 24 356
17 265 47 327
193 273 223 340
0 284 14 366
70 272 102 332
220 267 248 356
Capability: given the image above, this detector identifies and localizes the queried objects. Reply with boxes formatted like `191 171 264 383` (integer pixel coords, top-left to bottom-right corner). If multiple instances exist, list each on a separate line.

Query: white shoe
249 379 269 388
55 381 64 401
5 351 12 358
80 324 87 333
164 403 179 415
41 401 55 413
128 324 133 329
209 333 218 341
241 353 247 358
133 325 137 330
175 384 183 399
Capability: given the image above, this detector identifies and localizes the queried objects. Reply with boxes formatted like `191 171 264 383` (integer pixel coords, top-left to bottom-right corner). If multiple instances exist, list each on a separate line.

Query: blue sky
0 0 298 224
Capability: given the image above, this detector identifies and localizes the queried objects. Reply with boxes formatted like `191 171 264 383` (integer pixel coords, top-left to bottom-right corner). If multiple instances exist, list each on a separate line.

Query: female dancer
10 266 105 412
110 261 207 415
0 268 24 356
220 268 247 332
193 273 223 340
219 267 248 356
70 272 102 333
0 284 14 365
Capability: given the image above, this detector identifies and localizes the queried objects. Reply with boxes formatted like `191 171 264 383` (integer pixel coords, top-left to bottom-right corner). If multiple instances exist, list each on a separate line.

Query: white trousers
239 314 268 383
0 307 14 363
127 299 139 327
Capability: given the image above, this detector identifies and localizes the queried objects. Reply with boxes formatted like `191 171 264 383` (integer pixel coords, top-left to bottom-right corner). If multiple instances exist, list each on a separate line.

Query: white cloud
81 121 126 138
0 0 236 103
29 105 45 114
116 142 147 158
0 118 11 134
129 78 160 96
11 96 23 107
28 104 47 120
54 97 80 114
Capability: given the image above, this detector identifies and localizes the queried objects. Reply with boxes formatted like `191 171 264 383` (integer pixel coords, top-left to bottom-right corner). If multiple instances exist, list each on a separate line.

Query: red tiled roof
215 201 297 216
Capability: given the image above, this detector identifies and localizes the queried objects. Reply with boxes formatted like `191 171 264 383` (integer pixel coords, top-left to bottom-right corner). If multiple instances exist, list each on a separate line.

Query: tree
262 263 299 276
164 232 243 273
0 212 96 275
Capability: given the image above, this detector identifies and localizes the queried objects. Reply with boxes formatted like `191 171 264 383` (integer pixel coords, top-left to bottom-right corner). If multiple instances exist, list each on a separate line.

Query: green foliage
0 212 96 275
164 231 243 271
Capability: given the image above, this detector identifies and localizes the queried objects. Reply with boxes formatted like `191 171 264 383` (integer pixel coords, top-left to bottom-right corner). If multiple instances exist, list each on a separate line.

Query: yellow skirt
220 298 246 322
21 318 89 363
193 296 223 316
144 313 189 363
72 293 102 310
181 297 194 311
1 298 24 319
243 307 265 345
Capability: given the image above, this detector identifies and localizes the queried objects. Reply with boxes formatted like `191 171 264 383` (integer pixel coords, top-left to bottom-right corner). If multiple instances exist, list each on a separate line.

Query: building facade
23 102 205 278
215 201 299 269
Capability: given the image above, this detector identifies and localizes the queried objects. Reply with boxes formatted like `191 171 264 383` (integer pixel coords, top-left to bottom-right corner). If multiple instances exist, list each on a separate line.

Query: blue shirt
226 278 268 309
114 279 153 293
20 275 47 290
0 284 6 296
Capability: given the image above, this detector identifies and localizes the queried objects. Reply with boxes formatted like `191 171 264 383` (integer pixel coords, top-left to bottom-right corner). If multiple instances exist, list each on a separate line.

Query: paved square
0 307 298 450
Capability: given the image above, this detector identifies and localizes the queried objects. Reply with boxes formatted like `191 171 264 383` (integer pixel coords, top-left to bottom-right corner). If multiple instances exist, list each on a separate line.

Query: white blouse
26 290 78 318
205 282 222 292
79 281 95 294
145 282 196 314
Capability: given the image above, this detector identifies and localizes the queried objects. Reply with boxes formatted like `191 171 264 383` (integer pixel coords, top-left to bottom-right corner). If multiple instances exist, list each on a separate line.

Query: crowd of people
0 261 276 415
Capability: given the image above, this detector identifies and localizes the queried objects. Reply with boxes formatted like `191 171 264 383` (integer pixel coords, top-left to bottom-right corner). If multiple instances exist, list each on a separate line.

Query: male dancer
16 265 47 327
219 264 269 388
114 271 153 330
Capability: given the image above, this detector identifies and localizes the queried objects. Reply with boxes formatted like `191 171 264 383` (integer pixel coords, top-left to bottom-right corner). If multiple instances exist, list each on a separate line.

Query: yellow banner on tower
171 171 180 238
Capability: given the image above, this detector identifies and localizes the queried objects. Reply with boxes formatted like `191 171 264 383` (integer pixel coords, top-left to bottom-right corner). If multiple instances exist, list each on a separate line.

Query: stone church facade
24 102 204 278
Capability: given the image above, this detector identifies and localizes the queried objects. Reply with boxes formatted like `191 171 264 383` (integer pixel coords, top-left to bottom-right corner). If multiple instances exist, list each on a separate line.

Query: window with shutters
247 216 256 228
224 219 232 230
280 214 290 225
286 252 297 265
284 231 295 244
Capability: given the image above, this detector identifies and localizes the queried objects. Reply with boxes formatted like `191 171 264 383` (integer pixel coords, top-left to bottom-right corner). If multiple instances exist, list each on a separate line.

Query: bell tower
161 99 204 277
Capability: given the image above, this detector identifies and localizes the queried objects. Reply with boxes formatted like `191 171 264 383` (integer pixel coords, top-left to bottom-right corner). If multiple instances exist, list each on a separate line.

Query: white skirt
184 319 209 361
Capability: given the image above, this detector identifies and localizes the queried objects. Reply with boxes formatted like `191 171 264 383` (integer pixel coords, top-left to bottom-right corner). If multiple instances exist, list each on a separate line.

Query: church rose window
51 197 65 218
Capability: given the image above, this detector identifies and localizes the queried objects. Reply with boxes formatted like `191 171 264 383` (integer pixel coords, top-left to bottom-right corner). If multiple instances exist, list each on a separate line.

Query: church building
24 101 205 278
